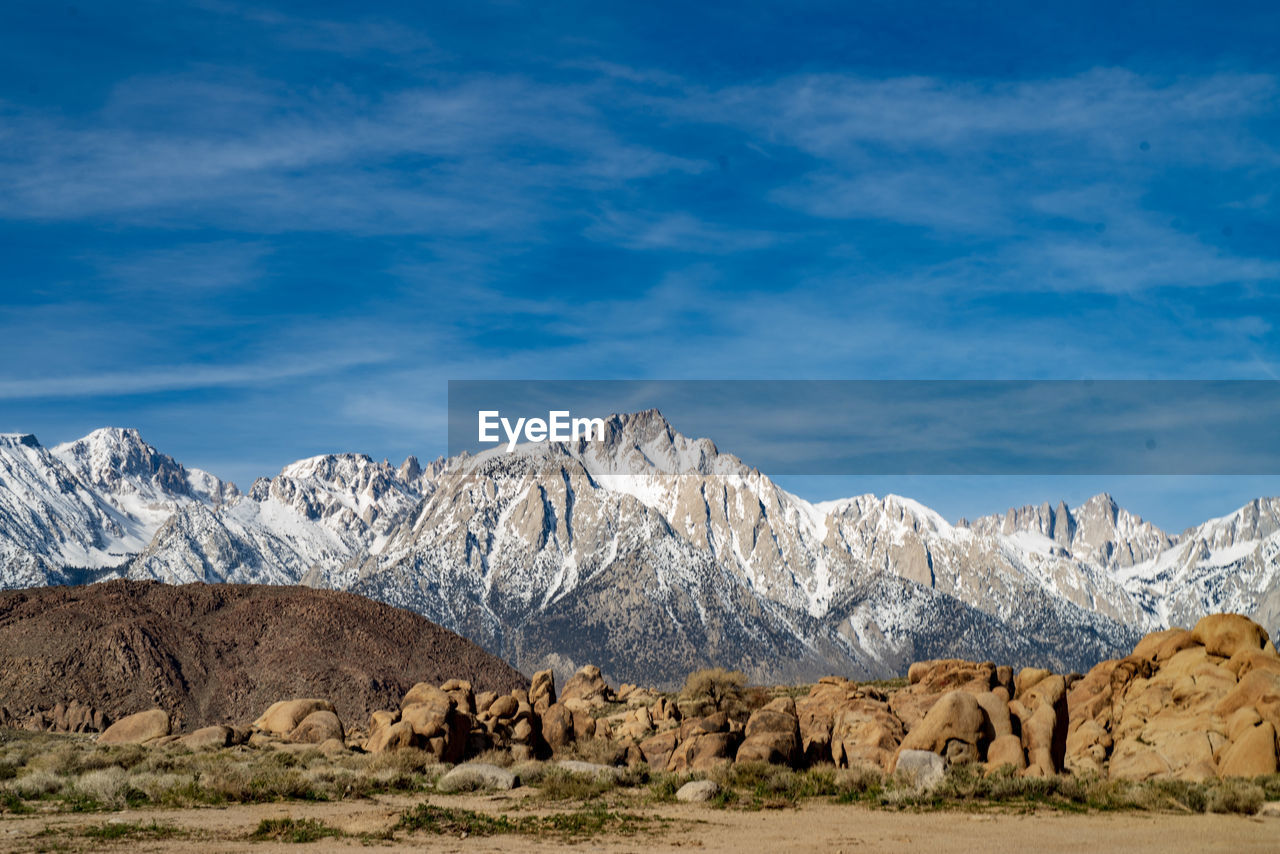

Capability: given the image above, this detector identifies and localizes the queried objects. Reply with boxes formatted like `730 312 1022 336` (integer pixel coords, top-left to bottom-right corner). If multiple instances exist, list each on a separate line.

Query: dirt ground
3 792 1277 854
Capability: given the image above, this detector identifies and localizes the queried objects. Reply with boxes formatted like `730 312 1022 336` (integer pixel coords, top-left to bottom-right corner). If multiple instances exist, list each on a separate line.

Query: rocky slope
0 414 1277 687
0 580 526 729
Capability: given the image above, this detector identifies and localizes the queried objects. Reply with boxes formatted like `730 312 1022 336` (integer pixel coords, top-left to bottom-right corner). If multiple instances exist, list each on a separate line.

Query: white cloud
0 352 389 400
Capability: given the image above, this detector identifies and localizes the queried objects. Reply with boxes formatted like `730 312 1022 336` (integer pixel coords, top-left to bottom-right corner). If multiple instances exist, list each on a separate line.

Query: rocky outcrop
367 675 548 761
1067 613 1280 781
180 725 239 750
254 699 337 736
560 665 615 708
1013 674 1068 776
530 669 556 715
795 677 902 770
736 698 801 767
98 709 170 745
1 701 109 734
288 710 345 745
896 691 989 767
667 711 740 773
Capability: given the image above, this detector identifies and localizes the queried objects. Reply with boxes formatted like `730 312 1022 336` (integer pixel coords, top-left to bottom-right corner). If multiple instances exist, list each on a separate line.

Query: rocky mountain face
53 427 238 509
129 451 437 587
0 432 126 587
1 413 1277 687
0 580 527 730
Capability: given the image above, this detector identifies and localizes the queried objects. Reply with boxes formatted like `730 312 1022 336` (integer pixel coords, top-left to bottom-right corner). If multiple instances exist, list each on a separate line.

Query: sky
1 1 1278 531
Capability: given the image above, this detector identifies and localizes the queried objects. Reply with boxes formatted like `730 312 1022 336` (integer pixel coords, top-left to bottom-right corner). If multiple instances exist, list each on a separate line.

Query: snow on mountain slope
439 413 1157 641
49 428 238 550
966 494 1175 570
0 433 138 578
0 429 432 591
1 413 1276 686
53 427 238 507
1117 497 1280 631
125 453 435 587
346 412 1142 682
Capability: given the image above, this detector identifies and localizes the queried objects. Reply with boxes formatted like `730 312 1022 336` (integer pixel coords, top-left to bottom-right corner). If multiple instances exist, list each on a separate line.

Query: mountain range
1 412 1277 686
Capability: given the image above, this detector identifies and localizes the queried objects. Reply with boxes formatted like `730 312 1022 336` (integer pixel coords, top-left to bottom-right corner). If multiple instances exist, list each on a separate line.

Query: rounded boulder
898 690 986 764
1191 614 1270 660
253 699 335 736
288 710 345 744
99 709 170 745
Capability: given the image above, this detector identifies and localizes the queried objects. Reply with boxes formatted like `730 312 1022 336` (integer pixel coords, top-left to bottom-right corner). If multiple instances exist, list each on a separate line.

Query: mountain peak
578 409 735 477
81 425 143 442
53 427 193 499
279 452 378 480
399 455 423 481
49 427 238 507
0 433 41 449
1078 492 1118 511
603 408 681 442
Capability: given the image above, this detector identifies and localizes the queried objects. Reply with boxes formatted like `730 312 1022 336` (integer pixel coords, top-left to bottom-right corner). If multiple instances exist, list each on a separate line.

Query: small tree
680 667 747 716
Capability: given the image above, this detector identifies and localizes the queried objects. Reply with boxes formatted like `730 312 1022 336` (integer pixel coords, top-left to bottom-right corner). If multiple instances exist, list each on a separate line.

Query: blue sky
1 1 1278 530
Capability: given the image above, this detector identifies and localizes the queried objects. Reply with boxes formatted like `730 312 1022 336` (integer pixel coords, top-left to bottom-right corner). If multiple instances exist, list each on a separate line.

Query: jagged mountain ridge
0 413 1276 686
346 412 1147 681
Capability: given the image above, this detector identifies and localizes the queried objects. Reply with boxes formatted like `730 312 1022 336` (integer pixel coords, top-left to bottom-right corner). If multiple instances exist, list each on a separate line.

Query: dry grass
533 764 649 803
0 729 446 812
654 760 1277 816
863 763 1275 815
555 736 628 765
2 728 1276 818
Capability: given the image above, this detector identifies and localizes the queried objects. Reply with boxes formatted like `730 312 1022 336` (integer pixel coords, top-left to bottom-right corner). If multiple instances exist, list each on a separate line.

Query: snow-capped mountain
345 411 1141 682
1 413 1276 686
1116 498 1280 633
0 432 128 586
127 452 437 586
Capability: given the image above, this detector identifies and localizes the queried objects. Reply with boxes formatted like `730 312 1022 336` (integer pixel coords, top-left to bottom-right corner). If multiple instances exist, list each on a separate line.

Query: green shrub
647 773 682 802
78 820 184 841
396 803 518 836
250 817 344 843
536 767 618 802
1207 780 1264 815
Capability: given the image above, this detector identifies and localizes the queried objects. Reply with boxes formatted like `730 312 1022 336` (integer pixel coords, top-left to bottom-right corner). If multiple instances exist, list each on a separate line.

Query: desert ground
2 787 1278 853
2 725 1279 854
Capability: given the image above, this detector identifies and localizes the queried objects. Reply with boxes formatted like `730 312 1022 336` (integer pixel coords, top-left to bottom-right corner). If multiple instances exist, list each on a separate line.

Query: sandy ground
3 793 1278 853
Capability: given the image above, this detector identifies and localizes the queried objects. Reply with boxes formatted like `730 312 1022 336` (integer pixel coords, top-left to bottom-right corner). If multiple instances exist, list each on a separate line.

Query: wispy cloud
696 70 1276 157
89 240 270 293
584 208 779 253
191 0 438 58
3 64 1273 298
0 73 705 237
0 352 388 400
